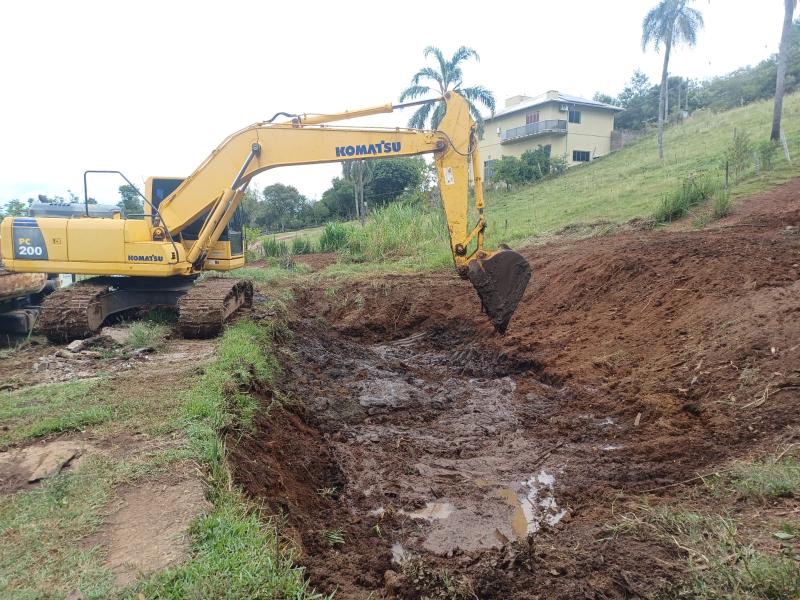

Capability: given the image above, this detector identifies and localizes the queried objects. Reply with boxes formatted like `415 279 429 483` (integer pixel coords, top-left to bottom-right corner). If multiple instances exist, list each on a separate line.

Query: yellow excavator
0 92 530 341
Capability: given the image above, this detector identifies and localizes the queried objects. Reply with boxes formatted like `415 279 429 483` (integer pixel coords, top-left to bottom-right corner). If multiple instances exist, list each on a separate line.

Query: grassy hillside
482 91 800 249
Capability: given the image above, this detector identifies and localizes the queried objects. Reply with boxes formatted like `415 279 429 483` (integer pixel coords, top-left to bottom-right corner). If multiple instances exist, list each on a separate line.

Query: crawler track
177 278 253 338
37 280 112 342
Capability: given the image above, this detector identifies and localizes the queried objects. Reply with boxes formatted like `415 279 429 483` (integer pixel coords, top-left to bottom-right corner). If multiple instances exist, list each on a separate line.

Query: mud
230 180 800 599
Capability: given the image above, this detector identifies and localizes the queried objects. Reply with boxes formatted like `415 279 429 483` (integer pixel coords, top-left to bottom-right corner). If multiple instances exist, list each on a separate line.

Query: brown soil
295 252 339 271
230 180 800 599
85 476 209 586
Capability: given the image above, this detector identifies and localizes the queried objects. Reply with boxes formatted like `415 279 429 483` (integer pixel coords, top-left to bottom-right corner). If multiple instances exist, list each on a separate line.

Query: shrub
261 237 289 257
290 236 314 255
653 175 718 223
757 140 779 172
724 129 754 180
318 222 354 252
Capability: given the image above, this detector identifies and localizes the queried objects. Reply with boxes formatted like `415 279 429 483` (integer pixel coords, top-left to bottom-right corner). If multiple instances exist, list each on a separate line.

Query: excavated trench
230 319 688 599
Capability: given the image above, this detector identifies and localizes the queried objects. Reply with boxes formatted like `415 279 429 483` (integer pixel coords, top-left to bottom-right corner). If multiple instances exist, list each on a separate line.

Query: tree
367 157 425 206
399 46 495 132
642 0 704 158
320 177 356 220
118 184 144 216
4 199 28 216
772 0 797 141
253 183 307 231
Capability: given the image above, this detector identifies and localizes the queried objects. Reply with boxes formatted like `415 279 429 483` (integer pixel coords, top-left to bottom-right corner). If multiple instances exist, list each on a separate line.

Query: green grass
0 380 113 448
1 317 321 599
126 321 168 350
0 457 117 599
613 506 800 599
131 319 322 599
715 456 800 501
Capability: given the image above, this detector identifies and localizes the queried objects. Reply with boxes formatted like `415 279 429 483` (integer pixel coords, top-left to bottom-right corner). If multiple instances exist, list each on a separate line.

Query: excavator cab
146 177 245 270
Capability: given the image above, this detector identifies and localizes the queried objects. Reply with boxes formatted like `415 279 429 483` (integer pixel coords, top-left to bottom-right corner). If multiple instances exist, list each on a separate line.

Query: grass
1 315 322 599
652 174 721 224
0 379 113 449
480 92 800 250
613 506 800 599
131 319 323 599
126 321 168 350
716 456 800 501
611 452 800 599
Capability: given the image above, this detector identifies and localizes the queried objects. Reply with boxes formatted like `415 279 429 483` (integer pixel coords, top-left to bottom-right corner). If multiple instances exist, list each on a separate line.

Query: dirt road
230 181 800 598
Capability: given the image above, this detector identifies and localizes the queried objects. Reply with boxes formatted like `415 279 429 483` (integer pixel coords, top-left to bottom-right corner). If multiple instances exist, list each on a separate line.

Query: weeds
262 237 289 258
612 505 800 599
722 456 800 501
725 129 754 181
712 189 733 219
322 528 345 547
291 236 315 255
653 175 719 223
126 321 168 350
318 222 353 253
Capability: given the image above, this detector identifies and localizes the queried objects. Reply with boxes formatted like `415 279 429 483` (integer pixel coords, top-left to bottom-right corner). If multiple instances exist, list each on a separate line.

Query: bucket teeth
467 249 531 333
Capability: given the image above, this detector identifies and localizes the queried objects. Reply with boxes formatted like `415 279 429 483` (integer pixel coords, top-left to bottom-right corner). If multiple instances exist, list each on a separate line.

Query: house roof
486 91 623 121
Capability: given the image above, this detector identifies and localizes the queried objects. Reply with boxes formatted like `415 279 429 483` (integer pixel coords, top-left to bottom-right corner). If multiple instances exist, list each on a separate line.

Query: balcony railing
500 119 567 143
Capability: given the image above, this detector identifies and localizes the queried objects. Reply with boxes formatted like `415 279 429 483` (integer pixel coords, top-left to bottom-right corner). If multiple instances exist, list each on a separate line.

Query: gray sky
0 0 787 206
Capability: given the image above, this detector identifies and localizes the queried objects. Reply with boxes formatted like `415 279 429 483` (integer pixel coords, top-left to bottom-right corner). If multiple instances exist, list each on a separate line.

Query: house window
568 109 581 124
572 150 591 162
525 111 540 125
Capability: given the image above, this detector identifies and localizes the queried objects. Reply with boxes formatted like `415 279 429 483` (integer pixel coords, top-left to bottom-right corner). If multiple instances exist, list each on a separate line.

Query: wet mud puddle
298 326 572 559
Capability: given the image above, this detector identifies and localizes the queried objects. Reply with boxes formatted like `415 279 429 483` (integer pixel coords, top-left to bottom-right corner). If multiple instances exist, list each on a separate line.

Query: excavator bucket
467 248 532 334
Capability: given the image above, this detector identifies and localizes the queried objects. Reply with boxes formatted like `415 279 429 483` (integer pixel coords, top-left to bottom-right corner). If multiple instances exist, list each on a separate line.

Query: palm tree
772 0 797 142
399 46 495 131
642 0 704 159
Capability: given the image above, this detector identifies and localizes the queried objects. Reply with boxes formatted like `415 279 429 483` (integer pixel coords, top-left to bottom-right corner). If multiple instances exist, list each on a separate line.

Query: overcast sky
0 0 788 206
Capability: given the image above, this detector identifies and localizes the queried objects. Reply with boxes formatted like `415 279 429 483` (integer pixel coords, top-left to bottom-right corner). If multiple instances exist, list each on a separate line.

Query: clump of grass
725 129 755 181
322 528 345 547
712 189 733 219
261 237 289 258
290 236 315 255
318 222 354 253
724 456 800 501
612 505 800 599
126 321 168 350
653 175 719 223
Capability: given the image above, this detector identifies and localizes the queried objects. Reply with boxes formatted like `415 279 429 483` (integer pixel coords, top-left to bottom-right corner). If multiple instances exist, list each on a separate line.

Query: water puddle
496 469 567 535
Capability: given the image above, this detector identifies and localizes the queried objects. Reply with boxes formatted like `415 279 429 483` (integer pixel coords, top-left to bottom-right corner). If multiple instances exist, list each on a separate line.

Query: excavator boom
0 92 530 337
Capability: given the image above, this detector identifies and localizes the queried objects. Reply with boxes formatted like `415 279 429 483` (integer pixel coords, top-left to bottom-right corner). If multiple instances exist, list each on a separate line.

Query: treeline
595 21 800 131
241 156 429 232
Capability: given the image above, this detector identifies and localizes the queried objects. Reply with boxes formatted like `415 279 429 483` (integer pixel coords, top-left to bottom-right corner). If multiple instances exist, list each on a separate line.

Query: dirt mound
230 180 800 598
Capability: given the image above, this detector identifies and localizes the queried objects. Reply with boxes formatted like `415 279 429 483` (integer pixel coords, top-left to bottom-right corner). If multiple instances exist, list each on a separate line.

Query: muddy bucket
467 248 531 334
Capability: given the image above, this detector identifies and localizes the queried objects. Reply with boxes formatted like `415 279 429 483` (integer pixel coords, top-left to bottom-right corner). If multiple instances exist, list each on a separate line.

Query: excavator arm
157 93 484 272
